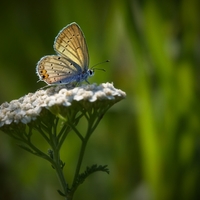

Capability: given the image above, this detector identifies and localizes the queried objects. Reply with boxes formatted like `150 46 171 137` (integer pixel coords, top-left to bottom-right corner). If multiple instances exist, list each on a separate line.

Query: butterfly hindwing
36 55 82 84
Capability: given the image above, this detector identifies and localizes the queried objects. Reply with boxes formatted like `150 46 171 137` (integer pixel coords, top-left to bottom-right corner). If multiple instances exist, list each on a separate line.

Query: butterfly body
36 22 94 85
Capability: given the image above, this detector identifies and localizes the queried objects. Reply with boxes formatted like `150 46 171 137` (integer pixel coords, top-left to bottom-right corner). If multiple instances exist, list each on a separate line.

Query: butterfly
36 22 95 86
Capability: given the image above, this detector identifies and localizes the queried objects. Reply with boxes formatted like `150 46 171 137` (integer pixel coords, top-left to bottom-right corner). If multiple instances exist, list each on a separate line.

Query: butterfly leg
85 79 90 84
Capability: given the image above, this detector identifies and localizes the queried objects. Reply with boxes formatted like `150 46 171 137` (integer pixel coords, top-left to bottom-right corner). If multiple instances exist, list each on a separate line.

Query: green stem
53 151 68 200
72 137 88 188
71 110 97 192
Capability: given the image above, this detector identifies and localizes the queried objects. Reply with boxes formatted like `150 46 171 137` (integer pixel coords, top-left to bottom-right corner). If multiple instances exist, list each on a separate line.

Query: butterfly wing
36 55 82 84
54 22 89 72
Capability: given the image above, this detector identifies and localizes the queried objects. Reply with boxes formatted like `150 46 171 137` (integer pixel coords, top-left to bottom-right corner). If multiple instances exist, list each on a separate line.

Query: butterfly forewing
54 23 89 71
37 55 81 84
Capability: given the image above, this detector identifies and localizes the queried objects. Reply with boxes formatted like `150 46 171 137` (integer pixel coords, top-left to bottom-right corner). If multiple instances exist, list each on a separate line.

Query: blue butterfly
36 22 94 86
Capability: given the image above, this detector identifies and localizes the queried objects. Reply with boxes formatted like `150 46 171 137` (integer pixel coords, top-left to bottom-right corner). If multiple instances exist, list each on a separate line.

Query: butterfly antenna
91 60 110 72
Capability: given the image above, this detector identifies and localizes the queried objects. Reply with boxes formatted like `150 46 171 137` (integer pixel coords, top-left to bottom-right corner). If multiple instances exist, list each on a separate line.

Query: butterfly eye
89 70 94 76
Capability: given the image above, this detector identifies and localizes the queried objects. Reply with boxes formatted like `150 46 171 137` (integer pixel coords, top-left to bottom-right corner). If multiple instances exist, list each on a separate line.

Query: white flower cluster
0 83 126 127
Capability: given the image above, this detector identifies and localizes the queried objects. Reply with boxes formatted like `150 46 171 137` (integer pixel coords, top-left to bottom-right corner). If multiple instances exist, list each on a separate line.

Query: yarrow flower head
0 83 126 128
0 82 126 199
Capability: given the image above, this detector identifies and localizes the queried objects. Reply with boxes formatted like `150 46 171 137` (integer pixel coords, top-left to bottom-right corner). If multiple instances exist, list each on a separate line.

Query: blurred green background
0 0 200 199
